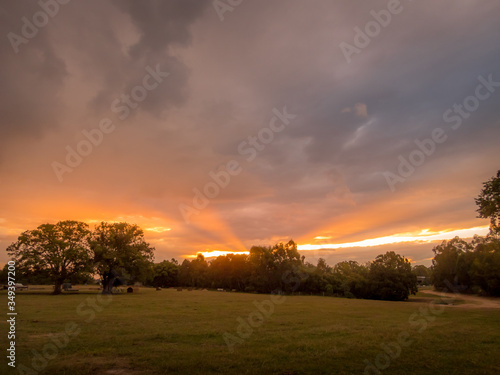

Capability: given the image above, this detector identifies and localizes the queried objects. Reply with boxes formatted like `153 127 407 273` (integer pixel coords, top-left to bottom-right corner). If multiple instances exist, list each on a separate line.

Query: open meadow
2 287 499 375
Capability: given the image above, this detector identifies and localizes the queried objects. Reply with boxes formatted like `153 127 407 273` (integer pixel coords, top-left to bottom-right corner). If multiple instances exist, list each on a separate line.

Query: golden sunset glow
145 227 172 233
179 225 491 260
186 250 250 259
298 226 490 251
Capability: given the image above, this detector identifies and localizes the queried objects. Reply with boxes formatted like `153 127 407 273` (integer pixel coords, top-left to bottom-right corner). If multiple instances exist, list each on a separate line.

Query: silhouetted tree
208 253 250 290
6 221 92 294
475 170 500 234
470 235 500 296
191 253 209 287
151 260 179 288
368 251 417 301
431 237 473 291
333 260 369 298
88 222 154 294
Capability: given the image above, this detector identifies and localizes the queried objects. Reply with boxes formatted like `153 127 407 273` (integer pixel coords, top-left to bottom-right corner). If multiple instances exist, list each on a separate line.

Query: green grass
1 288 499 374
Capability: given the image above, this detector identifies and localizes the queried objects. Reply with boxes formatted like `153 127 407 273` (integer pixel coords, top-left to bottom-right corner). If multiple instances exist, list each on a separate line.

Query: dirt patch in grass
420 290 500 309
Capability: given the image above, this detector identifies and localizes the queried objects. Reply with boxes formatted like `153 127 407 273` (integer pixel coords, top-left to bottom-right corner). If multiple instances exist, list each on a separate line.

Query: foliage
412 264 431 278
431 237 473 291
368 251 417 301
6 221 92 294
431 234 500 296
151 243 418 301
429 171 500 296
333 260 370 298
88 222 155 293
475 170 500 234
178 254 209 288
470 235 500 296
208 253 250 291
150 259 179 288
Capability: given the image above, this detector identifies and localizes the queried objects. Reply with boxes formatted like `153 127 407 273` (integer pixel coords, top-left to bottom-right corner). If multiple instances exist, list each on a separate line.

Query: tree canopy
475 170 500 234
167 243 417 301
430 170 500 295
7 221 92 294
88 222 155 294
6 221 155 294
368 251 417 301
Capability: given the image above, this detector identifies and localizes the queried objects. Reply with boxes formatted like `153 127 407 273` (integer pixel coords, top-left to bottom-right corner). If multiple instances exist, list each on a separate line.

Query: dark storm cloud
0 0 209 146
114 0 207 55
0 2 67 147
85 0 210 118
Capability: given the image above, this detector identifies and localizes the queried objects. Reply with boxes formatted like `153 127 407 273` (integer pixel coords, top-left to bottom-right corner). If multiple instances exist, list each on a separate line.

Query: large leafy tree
301 258 334 295
247 240 304 293
178 254 209 288
368 251 417 301
247 245 275 293
271 240 304 293
151 259 179 288
475 170 500 234
89 222 154 294
470 235 500 296
431 237 473 291
209 253 250 291
7 221 91 294
333 260 369 298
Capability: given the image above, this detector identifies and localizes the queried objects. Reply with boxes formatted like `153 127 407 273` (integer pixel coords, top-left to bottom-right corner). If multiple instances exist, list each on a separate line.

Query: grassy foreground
1 287 499 375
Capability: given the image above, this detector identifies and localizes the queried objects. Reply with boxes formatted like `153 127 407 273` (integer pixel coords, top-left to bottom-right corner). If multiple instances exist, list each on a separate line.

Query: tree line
3 170 499 298
3 224 419 300
151 241 418 301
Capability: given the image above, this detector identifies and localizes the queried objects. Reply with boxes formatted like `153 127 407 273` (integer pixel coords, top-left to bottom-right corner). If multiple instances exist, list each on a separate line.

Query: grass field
1 287 499 375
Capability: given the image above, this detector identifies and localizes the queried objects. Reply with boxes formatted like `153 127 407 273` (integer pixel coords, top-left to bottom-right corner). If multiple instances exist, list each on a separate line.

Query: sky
1 0 499 267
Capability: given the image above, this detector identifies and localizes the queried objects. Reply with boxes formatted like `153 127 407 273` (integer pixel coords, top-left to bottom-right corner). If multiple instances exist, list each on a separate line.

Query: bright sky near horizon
1 1 499 267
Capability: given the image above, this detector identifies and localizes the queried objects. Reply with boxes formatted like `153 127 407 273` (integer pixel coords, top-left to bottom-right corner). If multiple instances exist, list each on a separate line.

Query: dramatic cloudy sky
1 0 499 266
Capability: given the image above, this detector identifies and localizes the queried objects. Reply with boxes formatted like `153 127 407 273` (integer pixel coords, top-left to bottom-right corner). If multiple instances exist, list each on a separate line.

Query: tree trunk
101 274 116 294
102 284 112 294
52 280 62 295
